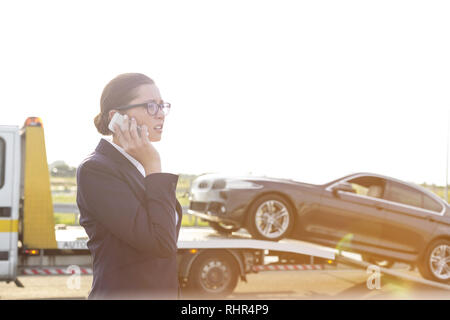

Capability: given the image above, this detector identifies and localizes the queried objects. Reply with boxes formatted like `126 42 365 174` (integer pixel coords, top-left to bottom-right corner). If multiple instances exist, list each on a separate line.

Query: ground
1 267 448 300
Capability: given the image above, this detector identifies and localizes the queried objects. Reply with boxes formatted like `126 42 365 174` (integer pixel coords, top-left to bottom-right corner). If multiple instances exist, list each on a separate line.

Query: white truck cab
0 124 21 282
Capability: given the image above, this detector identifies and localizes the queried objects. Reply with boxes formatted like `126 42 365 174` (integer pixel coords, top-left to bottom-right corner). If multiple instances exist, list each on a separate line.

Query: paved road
0 267 448 300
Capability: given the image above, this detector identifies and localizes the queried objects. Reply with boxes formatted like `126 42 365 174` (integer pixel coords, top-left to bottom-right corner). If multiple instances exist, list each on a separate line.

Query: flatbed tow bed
19 227 336 297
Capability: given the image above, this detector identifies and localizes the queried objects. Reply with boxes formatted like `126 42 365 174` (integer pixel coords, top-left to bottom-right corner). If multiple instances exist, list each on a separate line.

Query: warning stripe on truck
252 264 324 272
0 220 18 232
21 267 93 275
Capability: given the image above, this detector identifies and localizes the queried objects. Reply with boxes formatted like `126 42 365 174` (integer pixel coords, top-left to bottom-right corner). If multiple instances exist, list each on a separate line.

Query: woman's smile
153 122 164 133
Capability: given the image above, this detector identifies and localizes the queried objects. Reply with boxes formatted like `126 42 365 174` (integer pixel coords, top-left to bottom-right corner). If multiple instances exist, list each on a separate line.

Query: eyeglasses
115 100 171 117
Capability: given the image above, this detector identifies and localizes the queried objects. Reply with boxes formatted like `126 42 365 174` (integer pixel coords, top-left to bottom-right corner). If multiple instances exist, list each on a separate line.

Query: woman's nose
154 107 165 119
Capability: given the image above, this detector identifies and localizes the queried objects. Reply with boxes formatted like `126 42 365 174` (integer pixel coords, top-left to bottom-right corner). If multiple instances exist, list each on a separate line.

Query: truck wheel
209 221 240 234
418 239 450 283
246 194 294 241
185 251 239 298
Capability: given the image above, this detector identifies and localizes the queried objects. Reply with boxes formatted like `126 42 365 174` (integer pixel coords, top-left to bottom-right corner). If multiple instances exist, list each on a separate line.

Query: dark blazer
76 138 183 300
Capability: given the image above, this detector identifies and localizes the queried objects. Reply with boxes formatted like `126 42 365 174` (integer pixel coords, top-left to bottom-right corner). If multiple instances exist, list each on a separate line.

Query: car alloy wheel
255 200 290 239
246 194 294 241
429 243 450 281
418 239 450 283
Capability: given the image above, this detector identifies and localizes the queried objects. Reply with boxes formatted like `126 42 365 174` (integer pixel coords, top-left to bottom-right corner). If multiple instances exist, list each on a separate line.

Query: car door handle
426 215 437 222
374 205 383 210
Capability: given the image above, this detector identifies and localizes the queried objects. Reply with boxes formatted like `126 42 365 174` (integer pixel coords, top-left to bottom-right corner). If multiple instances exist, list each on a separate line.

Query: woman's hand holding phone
112 114 161 175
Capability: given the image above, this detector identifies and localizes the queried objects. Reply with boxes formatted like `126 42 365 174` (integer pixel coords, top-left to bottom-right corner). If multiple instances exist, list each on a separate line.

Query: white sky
1 0 449 185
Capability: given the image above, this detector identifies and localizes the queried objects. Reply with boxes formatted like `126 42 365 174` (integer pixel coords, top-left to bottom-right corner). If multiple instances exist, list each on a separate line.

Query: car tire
418 239 450 283
208 221 240 234
246 194 294 241
184 251 239 299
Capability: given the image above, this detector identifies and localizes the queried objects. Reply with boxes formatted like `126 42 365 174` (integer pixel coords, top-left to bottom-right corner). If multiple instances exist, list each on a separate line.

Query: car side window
385 182 422 208
423 195 442 213
347 176 385 199
348 182 367 196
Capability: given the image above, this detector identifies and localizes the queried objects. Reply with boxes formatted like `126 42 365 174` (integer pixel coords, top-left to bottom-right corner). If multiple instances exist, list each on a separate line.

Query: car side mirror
332 182 354 197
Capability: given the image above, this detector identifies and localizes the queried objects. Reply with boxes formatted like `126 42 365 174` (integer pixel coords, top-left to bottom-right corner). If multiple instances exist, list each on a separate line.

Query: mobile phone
108 113 142 137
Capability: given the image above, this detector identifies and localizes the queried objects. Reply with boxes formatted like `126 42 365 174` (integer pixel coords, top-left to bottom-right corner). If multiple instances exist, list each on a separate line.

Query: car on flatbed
187 172 450 283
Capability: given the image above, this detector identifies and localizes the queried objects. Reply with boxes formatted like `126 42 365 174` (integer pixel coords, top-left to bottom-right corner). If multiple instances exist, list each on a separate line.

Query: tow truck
0 117 448 298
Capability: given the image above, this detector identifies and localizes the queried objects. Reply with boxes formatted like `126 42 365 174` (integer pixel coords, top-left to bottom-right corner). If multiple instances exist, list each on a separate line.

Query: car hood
197 173 320 189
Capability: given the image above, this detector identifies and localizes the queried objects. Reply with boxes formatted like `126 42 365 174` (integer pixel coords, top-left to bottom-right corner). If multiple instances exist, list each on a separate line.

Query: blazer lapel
95 138 148 203
96 138 182 238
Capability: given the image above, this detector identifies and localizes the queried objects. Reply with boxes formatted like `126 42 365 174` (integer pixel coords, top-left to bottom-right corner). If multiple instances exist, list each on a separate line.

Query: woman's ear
108 110 117 122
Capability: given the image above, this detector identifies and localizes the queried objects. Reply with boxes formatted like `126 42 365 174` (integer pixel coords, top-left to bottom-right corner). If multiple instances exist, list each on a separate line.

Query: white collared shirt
105 137 146 176
103 137 178 226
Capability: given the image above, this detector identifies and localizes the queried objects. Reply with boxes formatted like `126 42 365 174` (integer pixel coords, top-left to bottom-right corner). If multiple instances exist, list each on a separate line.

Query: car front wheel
246 194 294 241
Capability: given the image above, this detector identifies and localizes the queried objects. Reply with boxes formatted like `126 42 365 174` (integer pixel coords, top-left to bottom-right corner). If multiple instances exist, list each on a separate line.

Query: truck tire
417 239 450 283
208 221 240 235
246 194 294 241
184 251 239 298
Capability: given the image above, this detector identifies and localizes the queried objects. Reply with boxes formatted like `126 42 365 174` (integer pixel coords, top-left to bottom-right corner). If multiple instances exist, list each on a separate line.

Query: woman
76 73 182 300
